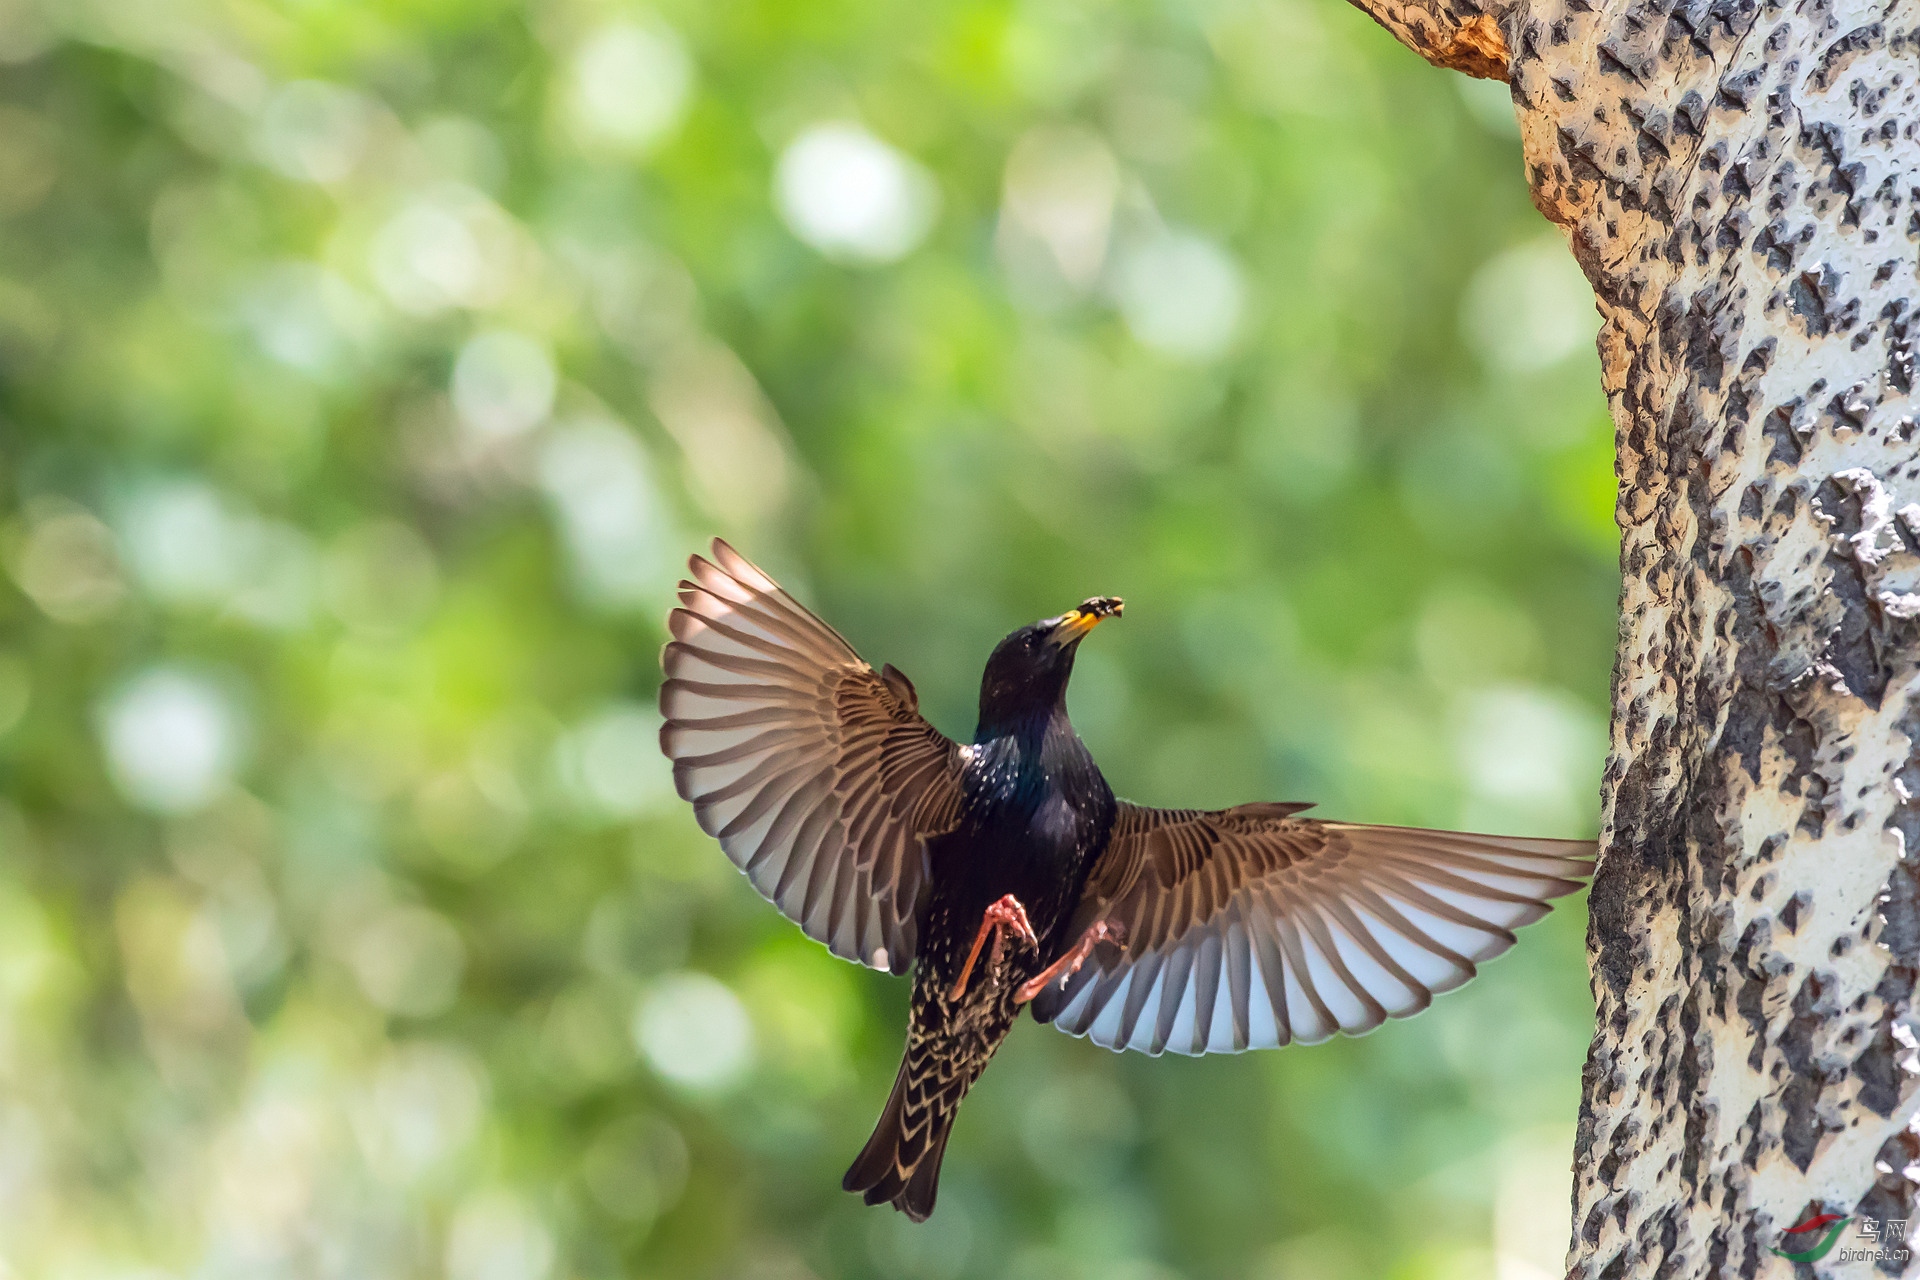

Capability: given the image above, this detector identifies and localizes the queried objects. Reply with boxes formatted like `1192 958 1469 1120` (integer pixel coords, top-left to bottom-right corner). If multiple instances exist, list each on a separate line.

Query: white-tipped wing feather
659 540 965 973
1033 803 1593 1055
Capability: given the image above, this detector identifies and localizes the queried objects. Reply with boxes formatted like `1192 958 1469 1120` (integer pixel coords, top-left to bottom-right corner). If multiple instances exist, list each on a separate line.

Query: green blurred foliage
0 0 1615 1276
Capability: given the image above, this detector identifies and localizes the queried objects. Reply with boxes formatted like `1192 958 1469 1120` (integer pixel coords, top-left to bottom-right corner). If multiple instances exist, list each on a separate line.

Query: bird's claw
949 894 1039 1002
984 894 1039 950
1014 919 1126 1005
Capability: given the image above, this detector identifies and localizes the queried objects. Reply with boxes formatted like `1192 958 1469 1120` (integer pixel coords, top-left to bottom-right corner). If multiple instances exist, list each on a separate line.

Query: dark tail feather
843 1048 965 1222
899 1121 954 1220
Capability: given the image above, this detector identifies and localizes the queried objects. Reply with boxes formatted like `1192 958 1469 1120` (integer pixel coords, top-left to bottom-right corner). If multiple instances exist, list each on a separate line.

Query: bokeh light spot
774 124 938 265
346 905 466 1018
555 702 675 819
10 502 125 624
446 1191 555 1280
372 201 485 314
565 21 693 155
354 1041 488 1185
633 971 753 1091
1453 684 1606 835
99 668 245 815
1112 229 1244 361
1462 236 1597 372
236 261 378 381
536 418 678 609
579 1112 689 1225
253 80 371 184
452 329 556 440
997 125 1120 301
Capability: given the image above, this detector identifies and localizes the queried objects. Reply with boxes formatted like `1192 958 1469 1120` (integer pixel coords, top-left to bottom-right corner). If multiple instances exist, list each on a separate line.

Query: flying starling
658 540 1593 1221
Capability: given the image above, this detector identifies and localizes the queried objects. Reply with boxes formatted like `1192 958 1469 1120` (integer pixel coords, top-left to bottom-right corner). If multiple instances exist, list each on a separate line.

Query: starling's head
977 596 1122 732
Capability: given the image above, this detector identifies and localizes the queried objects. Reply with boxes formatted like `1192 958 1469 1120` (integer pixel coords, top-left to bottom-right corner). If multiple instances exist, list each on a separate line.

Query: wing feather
660 540 964 973
1038 802 1593 1055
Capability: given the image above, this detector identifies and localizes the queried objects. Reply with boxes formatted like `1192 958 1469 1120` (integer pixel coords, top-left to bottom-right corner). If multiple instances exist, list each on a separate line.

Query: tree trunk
1336 0 1920 1273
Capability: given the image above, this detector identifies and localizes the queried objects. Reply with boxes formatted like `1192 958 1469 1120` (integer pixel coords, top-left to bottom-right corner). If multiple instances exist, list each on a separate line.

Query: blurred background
0 0 1617 1277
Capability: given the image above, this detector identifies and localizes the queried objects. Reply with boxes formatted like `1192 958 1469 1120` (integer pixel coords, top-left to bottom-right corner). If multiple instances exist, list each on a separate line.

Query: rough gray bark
1339 0 1920 1273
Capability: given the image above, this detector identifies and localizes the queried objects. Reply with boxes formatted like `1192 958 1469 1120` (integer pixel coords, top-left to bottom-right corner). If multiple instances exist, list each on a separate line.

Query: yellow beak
1049 596 1123 644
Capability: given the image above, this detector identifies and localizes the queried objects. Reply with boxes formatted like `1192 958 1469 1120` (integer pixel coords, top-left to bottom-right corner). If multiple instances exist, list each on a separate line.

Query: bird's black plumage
659 541 1593 1221
843 606 1120 1217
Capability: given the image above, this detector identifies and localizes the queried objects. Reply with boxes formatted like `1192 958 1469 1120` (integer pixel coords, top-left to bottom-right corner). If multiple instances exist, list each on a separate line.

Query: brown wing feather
659 540 964 973
1035 801 1593 1055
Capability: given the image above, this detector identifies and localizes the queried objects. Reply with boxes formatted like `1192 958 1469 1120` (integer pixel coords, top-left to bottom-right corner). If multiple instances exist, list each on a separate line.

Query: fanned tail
843 1034 977 1221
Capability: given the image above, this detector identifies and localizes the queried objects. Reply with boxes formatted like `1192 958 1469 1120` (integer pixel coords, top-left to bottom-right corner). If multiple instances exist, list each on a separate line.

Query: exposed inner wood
1434 12 1511 79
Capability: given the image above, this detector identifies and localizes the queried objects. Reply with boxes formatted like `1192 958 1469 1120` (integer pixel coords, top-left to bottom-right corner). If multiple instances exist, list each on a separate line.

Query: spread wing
658 540 965 974
1032 801 1593 1055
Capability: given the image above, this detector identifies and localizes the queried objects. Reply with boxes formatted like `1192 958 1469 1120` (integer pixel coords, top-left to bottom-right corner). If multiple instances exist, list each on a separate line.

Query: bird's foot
1015 919 1126 1005
949 894 1039 1002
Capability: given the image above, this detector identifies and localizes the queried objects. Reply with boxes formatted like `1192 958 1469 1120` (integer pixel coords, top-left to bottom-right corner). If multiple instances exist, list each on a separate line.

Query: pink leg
1015 920 1127 1004
949 894 1038 1001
